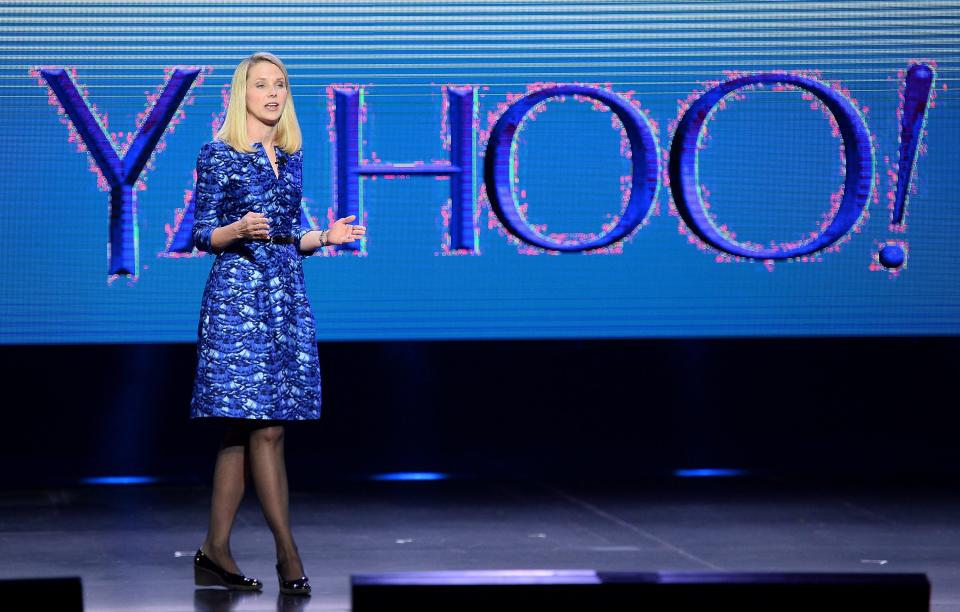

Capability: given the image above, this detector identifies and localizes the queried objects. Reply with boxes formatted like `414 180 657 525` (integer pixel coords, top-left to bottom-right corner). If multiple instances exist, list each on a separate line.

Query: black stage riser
0 577 83 612
352 571 930 612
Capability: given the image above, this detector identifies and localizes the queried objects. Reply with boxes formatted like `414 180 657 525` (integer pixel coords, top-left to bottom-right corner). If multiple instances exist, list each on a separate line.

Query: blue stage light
674 468 748 478
81 475 160 485
371 472 449 482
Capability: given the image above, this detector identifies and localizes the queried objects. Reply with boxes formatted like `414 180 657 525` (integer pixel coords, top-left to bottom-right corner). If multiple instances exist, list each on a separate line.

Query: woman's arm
211 213 271 252
191 143 226 253
297 229 328 254
297 216 365 253
191 142 271 254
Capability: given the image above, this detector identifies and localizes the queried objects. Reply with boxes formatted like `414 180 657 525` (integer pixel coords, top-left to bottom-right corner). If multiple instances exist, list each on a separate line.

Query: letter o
484 85 661 252
669 73 874 259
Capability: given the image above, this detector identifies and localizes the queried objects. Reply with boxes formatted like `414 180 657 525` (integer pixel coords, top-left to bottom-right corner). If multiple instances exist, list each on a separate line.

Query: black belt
254 236 298 245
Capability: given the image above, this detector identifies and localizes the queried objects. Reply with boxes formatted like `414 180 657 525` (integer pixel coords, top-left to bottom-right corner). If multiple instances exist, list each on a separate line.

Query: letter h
333 87 478 252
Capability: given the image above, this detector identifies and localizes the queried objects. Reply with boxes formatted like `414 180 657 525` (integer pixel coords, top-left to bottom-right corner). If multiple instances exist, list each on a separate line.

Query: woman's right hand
235 211 271 240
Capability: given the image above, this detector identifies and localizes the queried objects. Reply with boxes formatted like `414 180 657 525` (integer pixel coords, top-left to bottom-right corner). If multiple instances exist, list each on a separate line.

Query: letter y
37 68 201 276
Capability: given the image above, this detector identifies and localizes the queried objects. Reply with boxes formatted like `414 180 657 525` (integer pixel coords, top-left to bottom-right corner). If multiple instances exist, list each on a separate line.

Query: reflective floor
0 479 958 611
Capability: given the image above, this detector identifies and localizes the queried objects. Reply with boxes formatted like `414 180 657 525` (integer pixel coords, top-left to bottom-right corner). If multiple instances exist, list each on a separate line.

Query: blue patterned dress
189 140 321 421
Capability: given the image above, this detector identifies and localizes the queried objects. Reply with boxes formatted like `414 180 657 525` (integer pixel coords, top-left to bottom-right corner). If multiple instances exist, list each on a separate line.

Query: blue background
2 0 958 343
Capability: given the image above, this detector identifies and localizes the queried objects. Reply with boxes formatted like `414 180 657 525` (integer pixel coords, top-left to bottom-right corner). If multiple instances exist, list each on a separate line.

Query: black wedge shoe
276 563 311 596
194 549 263 591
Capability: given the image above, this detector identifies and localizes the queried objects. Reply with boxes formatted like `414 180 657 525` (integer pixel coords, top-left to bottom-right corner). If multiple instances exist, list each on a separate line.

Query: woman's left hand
326 215 366 245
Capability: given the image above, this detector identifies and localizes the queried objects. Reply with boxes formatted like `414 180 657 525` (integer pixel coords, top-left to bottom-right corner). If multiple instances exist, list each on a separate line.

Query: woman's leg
247 423 305 580
201 423 249 574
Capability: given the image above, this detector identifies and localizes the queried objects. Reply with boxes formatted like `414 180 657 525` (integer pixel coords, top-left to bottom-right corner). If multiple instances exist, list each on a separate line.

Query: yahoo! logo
33 64 936 278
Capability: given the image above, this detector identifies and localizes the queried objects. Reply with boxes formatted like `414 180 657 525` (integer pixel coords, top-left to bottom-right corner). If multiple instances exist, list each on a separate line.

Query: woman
189 51 365 596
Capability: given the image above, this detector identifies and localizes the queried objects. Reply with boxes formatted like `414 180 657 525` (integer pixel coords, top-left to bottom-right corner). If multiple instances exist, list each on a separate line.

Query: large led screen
2 1 958 342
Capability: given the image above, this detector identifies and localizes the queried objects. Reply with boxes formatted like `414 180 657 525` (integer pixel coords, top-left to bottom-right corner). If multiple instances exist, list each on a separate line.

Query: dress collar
251 141 289 162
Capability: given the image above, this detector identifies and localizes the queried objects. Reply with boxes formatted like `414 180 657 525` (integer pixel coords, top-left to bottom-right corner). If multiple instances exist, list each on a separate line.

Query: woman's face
245 61 287 127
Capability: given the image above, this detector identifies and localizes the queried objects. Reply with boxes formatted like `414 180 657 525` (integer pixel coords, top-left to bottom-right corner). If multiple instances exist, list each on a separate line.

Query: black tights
201 421 305 581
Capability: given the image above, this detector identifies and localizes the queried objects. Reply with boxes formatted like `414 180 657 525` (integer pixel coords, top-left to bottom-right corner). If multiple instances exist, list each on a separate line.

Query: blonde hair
216 51 302 153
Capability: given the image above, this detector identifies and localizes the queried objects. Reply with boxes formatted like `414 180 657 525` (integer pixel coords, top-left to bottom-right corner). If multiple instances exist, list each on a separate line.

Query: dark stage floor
1 478 958 611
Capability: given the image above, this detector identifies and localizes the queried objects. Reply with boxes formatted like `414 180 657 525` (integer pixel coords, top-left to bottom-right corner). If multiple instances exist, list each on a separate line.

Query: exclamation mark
878 63 935 269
